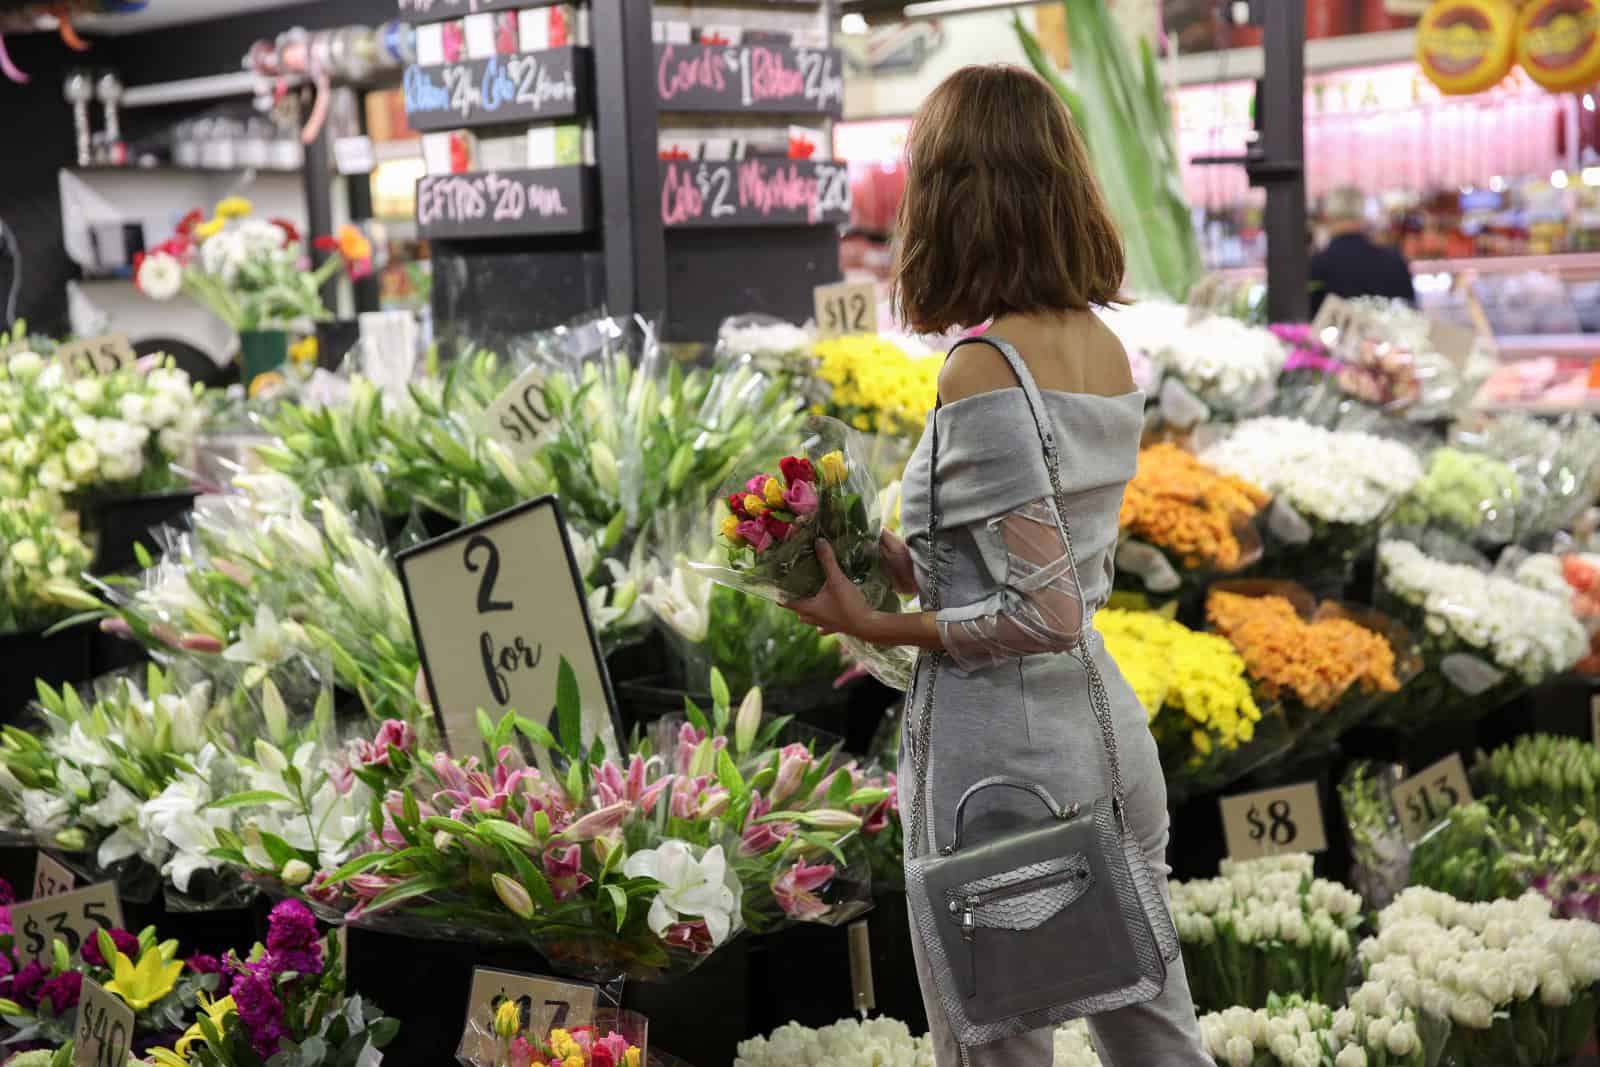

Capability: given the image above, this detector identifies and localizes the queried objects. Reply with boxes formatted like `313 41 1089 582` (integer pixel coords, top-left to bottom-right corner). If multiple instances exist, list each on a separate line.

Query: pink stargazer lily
739 793 795 856
595 755 673 815
672 723 726 777
663 920 714 954
542 845 591 901
770 743 812 806
773 858 836 920
560 801 631 842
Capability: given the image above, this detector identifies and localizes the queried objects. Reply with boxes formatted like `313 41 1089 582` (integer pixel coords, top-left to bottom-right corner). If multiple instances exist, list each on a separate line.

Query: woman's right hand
880 529 919 597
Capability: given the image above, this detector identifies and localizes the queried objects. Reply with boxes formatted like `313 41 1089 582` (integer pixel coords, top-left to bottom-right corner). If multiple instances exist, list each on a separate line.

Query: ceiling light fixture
900 0 1036 17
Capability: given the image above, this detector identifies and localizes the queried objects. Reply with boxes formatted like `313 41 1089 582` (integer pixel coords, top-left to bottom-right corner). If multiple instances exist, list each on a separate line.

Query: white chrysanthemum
136 251 183 300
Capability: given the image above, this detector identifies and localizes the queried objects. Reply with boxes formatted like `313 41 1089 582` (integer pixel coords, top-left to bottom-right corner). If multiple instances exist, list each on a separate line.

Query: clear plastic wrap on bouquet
692 416 913 689
458 1003 648 1067
716 313 817 393
1450 411 1600 542
1338 761 1411 910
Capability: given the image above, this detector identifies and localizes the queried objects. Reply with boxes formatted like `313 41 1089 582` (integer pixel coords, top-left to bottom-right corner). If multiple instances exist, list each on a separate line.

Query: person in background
1309 185 1416 317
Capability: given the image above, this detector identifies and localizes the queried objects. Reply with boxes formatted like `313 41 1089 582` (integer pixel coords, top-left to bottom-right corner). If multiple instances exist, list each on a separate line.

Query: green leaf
322 850 393 885
681 696 709 734
799 831 848 866
556 658 582 760
604 885 628 932
709 669 730 721
204 789 296 811
513 715 558 750
476 818 537 849
716 748 745 795
361 874 451 915
826 768 852 806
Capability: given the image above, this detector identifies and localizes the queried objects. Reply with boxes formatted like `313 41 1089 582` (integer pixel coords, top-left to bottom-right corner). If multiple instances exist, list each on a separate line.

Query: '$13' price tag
75 977 134 1067
11 882 124 966
1392 753 1473 842
1219 781 1328 861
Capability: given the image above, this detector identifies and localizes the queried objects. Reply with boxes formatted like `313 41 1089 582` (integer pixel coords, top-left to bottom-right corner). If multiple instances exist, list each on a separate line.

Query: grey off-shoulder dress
896 337 1210 1066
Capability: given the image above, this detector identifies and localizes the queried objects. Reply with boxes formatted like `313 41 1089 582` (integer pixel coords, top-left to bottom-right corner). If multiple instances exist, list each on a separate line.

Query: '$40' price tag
11 882 124 966
75 977 134 1067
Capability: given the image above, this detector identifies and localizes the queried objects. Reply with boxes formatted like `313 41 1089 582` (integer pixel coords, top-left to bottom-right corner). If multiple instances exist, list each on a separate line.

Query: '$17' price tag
11 882 124 966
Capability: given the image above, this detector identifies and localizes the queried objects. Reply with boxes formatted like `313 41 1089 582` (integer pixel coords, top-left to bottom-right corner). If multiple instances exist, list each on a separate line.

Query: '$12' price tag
1218 781 1328 861
75 977 134 1067
813 280 876 340
11 882 124 966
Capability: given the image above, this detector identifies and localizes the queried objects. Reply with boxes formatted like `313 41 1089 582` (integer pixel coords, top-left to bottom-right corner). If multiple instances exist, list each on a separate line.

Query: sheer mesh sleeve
936 498 1085 672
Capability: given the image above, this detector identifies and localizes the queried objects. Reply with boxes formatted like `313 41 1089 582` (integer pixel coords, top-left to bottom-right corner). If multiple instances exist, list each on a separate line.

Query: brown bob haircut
892 64 1126 334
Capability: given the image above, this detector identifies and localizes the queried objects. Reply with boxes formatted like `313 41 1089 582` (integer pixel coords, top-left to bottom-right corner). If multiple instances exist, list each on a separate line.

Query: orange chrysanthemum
1119 444 1270 570
1206 590 1400 712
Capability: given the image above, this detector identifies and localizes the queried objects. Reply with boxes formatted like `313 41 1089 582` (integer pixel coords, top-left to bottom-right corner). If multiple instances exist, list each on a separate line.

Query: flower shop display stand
1478 678 1599 753
83 489 198 576
0 623 95 725
614 674 892 755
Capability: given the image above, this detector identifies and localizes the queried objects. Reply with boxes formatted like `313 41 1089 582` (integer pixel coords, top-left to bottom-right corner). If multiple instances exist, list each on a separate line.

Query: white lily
640 562 712 644
623 840 742 947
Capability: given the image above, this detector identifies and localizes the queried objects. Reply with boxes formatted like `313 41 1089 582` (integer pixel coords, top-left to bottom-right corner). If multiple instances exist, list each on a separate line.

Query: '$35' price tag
1219 781 1329 861
74 977 134 1067
11 882 124 966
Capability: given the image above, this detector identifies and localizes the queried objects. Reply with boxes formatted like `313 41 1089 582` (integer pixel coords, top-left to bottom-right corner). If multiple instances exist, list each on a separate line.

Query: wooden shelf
415 165 596 239
402 48 591 132
655 43 844 115
660 157 850 228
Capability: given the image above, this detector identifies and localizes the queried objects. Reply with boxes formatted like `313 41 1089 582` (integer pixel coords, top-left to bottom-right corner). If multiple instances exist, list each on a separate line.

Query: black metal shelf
402 47 592 132
415 165 597 239
659 157 850 229
654 43 844 115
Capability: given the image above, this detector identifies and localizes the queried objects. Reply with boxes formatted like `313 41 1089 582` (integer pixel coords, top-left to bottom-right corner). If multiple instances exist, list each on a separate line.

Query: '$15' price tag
11 882 124 966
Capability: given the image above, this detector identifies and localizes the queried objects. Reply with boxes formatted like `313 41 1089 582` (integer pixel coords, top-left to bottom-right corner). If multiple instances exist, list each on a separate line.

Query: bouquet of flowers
1094 608 1269 799
1451 412 1600 541
718 314 817 400
810 334 941 438
1370 540 1586 730
1114 444 1268 597
1475 734 1600 827
1205 584 1410 751
1170 854 1364 1012
1197 990 1449 1067
1514 551 1600 674
734 1017 934 1067
1101 300 1284 423
1339 762 1410 910
1361 888 1600 1067
146 900 397 1067
1200 417 1423 582
0 493 97 636
0 915 224 1055
460 1004 645 1067
0 349 204 500
135 199 361 332
1389 448 1522 545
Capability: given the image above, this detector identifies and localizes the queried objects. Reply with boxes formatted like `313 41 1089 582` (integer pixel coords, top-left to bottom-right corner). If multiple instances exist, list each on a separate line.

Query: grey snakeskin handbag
904 338 1180 1052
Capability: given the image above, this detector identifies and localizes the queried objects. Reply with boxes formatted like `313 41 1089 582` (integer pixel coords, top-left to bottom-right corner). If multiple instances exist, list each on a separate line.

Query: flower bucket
84 489 198 575
238 328 290 390
0 622 95 723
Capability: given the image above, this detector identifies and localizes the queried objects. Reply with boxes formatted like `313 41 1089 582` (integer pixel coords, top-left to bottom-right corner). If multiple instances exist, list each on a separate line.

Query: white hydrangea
1101 301 1285 413
1378 540 1587 683
1201 417 1423 525
734 1017 935 1066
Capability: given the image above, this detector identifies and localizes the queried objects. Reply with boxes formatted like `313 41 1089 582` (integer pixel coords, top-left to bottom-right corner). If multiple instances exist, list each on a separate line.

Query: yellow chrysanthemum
288 335 319 366
214 196 253 219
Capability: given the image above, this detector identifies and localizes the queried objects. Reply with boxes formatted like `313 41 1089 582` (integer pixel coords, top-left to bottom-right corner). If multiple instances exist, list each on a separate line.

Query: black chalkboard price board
661 157 851 228
403 47 591 132
655 43 844 115
397 0 534 23
416 166 596 239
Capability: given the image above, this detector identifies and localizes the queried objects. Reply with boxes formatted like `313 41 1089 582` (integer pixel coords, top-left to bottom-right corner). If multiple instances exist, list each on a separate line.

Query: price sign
55 335 136 378
813 281 876 340
848 920 875 1016
11 882 124 966
455 967 598 1063
33 853 77 899
397 497 620 757
1219 781 1328 861
484 364 553 462
1392 754 1474 842
74 977 134 1067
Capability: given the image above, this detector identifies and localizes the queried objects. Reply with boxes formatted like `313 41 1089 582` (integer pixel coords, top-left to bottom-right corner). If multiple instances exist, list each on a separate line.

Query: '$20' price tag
74 977 134 1067
1218 781 1328 861
11 882 124 966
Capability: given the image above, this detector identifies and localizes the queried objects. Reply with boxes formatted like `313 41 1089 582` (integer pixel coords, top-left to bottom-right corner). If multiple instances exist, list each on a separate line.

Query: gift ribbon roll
56 8 89 51
0 35 27 83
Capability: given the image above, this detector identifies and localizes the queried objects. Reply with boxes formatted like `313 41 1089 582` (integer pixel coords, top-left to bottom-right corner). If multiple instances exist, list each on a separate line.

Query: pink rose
783 479 819 516
736 519 774 552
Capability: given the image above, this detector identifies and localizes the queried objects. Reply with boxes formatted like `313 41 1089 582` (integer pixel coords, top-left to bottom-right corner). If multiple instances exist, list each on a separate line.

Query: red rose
763 514 792 541
590 1047 616 1067
175 209 204 236
270 217 302 244
779 457 815 486
726 492 748 517
313 235 339 253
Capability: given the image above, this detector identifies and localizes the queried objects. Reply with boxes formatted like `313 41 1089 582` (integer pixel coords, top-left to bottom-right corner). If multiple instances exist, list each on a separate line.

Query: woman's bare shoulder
937 340 1020 403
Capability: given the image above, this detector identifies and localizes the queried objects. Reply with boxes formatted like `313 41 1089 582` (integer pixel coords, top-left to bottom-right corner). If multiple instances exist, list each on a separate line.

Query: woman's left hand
788 540 874 638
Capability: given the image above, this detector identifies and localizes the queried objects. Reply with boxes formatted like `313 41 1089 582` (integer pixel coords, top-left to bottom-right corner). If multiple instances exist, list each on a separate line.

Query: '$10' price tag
11 882 124 966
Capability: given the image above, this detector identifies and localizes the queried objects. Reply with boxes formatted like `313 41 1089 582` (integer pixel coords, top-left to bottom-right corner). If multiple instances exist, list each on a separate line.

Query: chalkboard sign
417 166 596 239
398 0 547 22
655 43 844 114
403 48 590 132
661 157 850 228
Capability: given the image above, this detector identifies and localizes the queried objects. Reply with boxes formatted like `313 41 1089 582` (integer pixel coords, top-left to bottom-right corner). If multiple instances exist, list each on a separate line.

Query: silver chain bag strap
904 337 1179 1052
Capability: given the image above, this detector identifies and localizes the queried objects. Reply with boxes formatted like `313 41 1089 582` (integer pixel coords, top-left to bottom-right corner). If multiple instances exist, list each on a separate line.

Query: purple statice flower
187 953 231 996
230 963 287 1058
81 928 139 969
37 971 82 1015
10 960 47 1008
264 900 323 977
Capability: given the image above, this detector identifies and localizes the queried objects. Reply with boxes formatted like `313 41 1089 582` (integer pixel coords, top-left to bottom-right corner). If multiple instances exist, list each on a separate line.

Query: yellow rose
624 1049 641 1067
214 196 253 219
743 494 767 517
721 515 742 542
817 450 847 487
493 998 521 1039
763 476 784 507
194 218 224 239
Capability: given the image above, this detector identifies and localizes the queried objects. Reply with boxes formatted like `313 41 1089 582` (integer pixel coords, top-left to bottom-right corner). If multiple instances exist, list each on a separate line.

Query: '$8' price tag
1219 781 1328 861
11 882 124 966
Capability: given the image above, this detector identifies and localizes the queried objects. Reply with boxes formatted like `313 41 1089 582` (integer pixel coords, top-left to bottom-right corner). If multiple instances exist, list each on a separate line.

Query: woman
787 66 1210 1066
